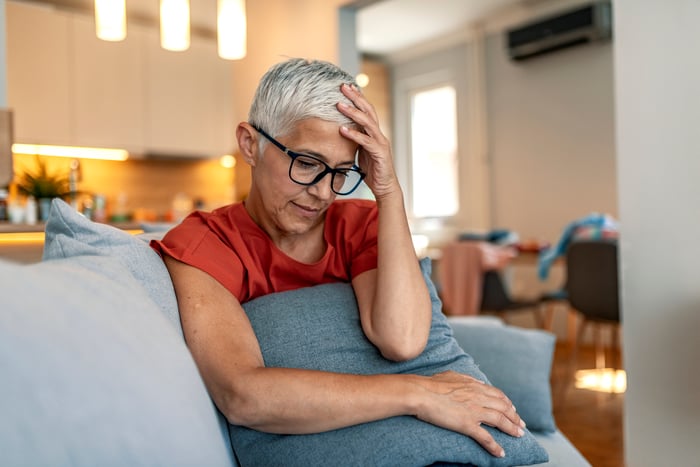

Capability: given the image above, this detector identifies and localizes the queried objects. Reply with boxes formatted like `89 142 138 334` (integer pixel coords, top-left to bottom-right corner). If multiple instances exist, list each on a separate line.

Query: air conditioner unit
506 1 612 61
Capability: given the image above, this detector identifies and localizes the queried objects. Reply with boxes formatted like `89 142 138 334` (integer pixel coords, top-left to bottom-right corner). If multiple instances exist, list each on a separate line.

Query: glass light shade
95 0 127 42
160 0 190 52
217 0 246 60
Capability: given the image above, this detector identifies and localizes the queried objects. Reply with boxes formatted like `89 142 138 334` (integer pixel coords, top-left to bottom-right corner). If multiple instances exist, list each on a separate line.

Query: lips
291 201 322 216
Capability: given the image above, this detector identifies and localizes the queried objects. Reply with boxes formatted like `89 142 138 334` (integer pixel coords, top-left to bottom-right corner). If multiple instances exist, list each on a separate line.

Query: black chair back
480 271 512 311
565 240 620 323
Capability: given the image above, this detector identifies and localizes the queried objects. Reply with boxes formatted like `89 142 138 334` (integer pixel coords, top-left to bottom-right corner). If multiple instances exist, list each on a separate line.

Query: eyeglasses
252 125 366 196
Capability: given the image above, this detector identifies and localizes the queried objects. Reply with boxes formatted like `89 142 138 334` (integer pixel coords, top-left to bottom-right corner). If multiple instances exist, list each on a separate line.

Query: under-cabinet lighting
0 232 45 244
95 0 127 42
12 144 129 161
0 230 143 244
217 0 246 60
160 0 191 52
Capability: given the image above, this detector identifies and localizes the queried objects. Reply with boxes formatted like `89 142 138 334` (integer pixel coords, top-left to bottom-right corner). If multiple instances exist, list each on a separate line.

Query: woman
152 58 524 459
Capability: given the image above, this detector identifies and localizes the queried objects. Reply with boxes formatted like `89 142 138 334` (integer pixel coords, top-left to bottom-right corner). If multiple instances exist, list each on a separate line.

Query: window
409 85 459 218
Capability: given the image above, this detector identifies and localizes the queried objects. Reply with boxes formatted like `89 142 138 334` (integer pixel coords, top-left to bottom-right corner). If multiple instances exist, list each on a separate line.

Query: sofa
0 200 591 467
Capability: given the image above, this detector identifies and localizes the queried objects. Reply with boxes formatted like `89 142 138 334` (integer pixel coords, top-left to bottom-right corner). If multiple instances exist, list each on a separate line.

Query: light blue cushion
40 199 236 465
42 199 181 334
448 320 557 433
0 256 233 467
234 258 548 467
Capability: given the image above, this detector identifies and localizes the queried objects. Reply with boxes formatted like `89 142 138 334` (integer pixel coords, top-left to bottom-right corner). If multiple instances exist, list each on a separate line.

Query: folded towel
538 213 618 280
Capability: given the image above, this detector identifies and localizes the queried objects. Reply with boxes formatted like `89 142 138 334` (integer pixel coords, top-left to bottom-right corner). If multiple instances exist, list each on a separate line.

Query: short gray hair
248 58 359 144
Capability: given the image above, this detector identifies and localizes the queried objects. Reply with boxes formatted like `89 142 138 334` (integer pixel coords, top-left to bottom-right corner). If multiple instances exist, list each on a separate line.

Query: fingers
339 83 379 125
465 406 526 458
467 425 507 458
478 401 526 438
337 85 386 145
336 83 401 199
421 371 526 458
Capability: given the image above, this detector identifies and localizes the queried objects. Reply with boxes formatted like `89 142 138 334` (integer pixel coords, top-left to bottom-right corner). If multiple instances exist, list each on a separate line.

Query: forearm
222 367 423 434
365 189 432 360
222 365 524 460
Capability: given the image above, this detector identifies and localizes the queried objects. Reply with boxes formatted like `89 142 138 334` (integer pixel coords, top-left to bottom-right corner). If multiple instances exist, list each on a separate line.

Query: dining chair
565 239 621 370
479 270 544 327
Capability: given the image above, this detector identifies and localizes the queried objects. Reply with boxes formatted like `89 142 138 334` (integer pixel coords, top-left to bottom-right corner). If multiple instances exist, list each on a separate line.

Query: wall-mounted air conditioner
506 1 612 61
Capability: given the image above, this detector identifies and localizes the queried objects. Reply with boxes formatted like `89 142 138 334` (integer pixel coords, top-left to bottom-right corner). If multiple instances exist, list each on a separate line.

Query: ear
236 122 260 167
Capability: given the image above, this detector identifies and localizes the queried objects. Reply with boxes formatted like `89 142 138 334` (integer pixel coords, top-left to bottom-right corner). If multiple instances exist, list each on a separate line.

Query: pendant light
160 0 191 52
94 0 127 42
217 0 247 60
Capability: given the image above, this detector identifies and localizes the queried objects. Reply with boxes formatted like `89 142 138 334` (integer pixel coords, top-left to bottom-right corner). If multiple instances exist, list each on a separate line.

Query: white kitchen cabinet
144 29 234 158
6 1 234 158
70 14 146 154
7 2 73 146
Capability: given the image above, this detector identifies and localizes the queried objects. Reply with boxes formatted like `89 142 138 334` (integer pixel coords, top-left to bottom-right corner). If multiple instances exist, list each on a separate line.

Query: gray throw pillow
0 256 233 467
41 199 236 463
449 320 557 432
234 259 548 467
42 198 181 335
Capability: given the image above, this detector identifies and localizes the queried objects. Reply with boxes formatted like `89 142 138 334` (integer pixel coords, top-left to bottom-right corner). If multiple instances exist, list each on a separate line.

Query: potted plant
16 155 69 221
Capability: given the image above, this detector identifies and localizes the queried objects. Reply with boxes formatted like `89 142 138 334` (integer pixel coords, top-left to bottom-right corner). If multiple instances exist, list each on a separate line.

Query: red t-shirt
151 199 378 303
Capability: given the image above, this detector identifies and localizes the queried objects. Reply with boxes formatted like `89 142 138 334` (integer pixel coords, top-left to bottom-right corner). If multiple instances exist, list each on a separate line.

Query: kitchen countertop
0 221 143 234
0 220 145 264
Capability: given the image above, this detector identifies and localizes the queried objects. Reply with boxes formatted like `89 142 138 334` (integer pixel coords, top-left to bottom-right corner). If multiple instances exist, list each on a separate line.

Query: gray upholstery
0 256 235 467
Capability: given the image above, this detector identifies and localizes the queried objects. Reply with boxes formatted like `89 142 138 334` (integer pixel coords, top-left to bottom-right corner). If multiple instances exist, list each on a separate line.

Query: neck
243 194 327 264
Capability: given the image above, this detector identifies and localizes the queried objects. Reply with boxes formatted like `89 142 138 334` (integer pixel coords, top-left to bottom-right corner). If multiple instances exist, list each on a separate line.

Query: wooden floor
550 342 625 467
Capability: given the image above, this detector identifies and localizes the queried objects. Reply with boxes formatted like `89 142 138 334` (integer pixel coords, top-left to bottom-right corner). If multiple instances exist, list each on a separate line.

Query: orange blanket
438 241 516 315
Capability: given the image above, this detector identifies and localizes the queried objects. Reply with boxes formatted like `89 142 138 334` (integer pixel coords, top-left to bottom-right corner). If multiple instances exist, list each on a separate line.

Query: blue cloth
233 259 548 467
538 213 618 280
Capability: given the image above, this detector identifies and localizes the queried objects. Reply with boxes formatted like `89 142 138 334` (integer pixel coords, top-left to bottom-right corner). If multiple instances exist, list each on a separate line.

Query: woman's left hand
338 83 398 200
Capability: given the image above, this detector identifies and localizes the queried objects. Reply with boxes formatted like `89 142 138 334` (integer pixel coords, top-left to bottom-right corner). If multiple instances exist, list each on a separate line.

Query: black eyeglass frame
252 124 366 196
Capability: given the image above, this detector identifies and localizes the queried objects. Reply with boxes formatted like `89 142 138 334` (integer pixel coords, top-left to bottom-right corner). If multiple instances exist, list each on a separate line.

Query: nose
306 172 336 199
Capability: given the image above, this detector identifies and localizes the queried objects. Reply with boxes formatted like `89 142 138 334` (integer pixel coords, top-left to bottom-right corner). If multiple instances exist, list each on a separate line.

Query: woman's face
249 118 359 239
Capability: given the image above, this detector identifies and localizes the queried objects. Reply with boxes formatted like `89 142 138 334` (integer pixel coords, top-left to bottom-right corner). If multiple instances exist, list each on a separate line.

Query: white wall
614 1 700 465
485 34 617 243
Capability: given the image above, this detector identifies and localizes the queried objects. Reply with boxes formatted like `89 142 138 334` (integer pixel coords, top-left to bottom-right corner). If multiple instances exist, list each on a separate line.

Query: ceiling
355 0 524 56
16 0 526 55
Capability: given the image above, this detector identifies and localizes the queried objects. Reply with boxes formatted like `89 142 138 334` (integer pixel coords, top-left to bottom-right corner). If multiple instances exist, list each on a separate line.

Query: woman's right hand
412 371 526 458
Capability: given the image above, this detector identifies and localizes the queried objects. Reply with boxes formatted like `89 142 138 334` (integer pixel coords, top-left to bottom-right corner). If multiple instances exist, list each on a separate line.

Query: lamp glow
575 368 627 394
219 154 236 168
95 0 127 42
12 144 129 161
356 73 370 88
217 0 246 60
160 0 190 52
